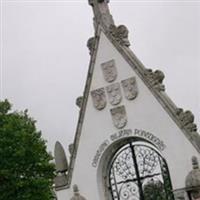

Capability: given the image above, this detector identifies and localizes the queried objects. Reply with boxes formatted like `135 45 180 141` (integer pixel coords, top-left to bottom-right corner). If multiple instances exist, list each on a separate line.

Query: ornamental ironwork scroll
101 59 117 83
121 77 138 100
106 83 122 106
109 143 174 200
91 88 106 110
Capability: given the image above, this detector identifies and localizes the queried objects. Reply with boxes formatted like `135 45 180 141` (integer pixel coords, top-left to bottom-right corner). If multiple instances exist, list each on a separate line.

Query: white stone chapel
53 1 200 200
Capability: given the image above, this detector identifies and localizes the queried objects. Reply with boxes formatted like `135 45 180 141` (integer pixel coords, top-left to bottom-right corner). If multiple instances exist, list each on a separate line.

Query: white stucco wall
57 31 199 200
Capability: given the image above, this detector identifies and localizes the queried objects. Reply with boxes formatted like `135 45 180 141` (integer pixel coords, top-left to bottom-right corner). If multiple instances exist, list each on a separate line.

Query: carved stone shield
91 88 106 110
121 77 138 100
101 59 117 83
106 83 122 106
110 106 127 129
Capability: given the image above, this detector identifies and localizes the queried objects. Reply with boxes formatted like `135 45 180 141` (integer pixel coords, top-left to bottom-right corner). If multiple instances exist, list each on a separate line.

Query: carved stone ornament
87 37 95 55
70 184 87 200
91 88 106 110
109 24 130 47
144 69 165 92
121 77 138 100
110 105 127 129
106 83 122 105
176 108 197 132
101 59 117 83
76 96 83 108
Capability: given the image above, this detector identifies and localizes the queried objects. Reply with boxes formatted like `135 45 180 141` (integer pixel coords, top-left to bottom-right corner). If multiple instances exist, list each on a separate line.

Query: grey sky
1 0 200 155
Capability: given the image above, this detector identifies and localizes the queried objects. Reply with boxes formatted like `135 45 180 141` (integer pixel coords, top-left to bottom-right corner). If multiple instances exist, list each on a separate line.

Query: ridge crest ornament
109 24 130 47
121 77 138 100
91 88 106 110
101 59 117 83
106 83 122 106
110 105 127 129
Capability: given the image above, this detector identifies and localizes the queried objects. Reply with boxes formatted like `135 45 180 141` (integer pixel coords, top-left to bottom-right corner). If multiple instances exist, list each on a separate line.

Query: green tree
0 100 55 200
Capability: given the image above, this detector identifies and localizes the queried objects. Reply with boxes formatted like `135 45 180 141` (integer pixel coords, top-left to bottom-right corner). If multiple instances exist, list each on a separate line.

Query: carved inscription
91 88 106 110
110 106 127 129
121 77 138 100
106 83 122 106
101 59 117 83
92 129 166 168
110 129 132 141
92 140 110 167
134 129 166 151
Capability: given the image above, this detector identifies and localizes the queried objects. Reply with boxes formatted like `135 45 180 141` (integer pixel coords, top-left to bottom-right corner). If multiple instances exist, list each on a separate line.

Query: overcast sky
1 0 200 156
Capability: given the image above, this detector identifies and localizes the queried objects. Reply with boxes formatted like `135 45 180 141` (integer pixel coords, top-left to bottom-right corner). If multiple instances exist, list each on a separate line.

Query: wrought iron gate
109 142 174 200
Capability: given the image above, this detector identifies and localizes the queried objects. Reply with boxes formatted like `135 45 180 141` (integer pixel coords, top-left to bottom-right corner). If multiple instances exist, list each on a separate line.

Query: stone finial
54 141 68 173
109 25 130 47
70 184 87 200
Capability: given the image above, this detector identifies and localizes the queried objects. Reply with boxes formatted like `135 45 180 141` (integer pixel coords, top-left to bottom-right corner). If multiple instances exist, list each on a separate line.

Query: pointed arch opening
98 138 175 200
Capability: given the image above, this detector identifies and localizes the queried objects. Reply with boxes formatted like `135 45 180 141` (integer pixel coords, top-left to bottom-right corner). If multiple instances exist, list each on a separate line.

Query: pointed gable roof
57 0 200 190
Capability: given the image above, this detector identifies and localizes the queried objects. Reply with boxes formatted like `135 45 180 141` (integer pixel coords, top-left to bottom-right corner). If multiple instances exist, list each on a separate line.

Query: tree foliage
0 100 55 200
143 179 166 200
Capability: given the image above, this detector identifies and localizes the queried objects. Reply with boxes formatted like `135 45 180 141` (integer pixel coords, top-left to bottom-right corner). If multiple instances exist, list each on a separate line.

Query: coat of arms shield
110 106 127 129
91 88 106 110
106 83 122 106
101 59 117 83
121 77 138 100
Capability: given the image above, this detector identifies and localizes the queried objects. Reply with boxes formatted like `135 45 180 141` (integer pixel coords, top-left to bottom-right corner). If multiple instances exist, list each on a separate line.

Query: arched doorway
108 140 174 200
